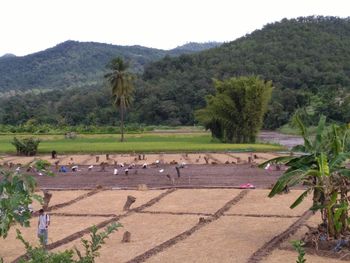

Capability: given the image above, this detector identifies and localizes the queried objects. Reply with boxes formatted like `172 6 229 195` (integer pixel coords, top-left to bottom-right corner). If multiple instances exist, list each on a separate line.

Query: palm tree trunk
120 104 124 142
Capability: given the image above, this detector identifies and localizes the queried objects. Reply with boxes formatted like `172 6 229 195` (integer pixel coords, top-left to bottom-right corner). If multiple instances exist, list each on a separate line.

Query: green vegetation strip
0 133 283 154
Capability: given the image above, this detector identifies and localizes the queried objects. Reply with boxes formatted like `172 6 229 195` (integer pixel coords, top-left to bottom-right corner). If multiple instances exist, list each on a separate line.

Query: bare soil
1 188 344 263
31 164 283 189
5 152 343 262
147 215 296 263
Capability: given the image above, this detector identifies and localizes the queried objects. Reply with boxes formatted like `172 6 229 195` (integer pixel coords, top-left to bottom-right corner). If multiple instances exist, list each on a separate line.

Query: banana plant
0 169 41 238
260 116 350 238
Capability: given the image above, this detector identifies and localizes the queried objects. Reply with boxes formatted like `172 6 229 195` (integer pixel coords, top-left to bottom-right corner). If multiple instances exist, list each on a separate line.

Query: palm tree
105 58 133 142
260 116 350 238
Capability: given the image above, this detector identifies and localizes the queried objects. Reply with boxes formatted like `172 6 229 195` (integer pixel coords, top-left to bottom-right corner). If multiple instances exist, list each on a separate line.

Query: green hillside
0 16 349 128
169 42 221 54
0 41 220 93
141 16 350 128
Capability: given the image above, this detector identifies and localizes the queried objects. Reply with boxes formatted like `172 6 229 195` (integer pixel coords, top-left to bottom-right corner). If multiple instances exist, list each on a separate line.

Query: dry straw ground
0 188 341 263
0 153 342 262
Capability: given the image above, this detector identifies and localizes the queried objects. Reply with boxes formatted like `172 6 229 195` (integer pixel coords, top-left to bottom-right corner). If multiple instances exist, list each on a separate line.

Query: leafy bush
0 169 41 238
16 223 121 263
32 160 55 177
11 137 40 156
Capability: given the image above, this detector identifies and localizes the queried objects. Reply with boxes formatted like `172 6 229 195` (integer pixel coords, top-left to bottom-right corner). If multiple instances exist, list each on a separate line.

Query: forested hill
169 42 221 54
1 16 350 129
0 41 220 93
141 16 350 128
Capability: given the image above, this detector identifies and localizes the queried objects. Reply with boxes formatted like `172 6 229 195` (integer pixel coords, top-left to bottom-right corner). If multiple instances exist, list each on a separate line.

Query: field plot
55 190 166 215
0 189 342 263
31 190 91 211
55 213 199 262
278 213 321 251
0 216 112 262
145 189 241 214
148 216 296 263
226 189 313 217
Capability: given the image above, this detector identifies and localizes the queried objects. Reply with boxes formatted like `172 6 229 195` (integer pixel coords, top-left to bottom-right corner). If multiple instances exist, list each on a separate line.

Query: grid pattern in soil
1 189 333 263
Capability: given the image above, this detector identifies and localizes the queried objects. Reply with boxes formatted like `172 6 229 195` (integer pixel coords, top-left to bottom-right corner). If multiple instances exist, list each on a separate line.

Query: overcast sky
0 0 349 56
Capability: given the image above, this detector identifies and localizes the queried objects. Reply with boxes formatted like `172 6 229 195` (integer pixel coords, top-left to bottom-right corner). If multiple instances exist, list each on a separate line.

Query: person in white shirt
37 208 50 245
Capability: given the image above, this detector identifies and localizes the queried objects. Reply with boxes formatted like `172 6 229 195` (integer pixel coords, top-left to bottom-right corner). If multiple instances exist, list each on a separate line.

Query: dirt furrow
137 210 213 217
12 188 177 263
224 213 301 219
126 190 248 263
31 189 103 217
47 189 103 212
247 210 313 263
49 212 117 217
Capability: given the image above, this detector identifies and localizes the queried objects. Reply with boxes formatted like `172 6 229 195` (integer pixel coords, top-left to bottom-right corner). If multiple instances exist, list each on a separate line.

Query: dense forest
0 16 349 129
141 16 350 128
0 41 220 93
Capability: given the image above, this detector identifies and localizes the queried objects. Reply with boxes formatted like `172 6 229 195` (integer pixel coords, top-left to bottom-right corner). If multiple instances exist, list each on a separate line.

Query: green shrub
16 223 121 263
11 137 41 156
32 160 55 176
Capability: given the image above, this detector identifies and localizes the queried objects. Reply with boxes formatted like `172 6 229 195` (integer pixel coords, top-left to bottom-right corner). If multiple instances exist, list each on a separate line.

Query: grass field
0 133 283 154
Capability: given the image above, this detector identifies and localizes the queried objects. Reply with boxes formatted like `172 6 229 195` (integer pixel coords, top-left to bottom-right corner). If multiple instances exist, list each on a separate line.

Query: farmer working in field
37 208 50 245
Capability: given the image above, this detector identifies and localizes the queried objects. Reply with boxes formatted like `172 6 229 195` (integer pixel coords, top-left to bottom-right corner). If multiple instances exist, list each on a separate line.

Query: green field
0 133 284 154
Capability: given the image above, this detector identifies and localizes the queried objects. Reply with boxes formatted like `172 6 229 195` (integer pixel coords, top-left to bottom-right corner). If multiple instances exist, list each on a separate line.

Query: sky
0 0 349 56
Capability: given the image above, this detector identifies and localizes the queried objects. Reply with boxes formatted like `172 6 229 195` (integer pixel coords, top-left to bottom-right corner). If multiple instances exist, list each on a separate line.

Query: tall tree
195 76 272 143
105 58 134 142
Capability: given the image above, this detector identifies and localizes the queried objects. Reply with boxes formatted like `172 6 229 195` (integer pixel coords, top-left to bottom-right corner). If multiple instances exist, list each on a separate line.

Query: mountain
140 16 350 127
0 40 220 93
0 53 16 60
169 42 222 55
1 16 350 128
